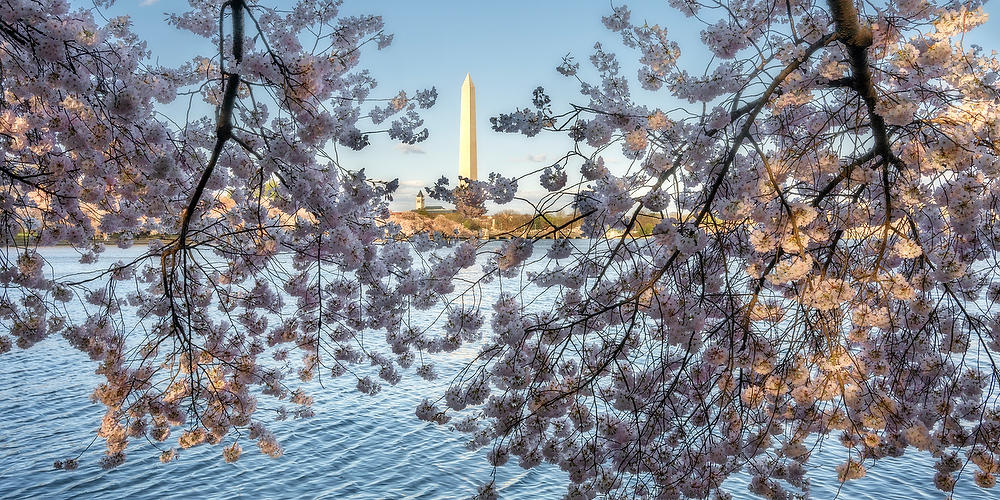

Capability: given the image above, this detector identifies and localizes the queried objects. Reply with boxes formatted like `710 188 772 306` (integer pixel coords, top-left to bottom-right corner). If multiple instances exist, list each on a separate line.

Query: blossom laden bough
0 0 454 469
427 0 1000 498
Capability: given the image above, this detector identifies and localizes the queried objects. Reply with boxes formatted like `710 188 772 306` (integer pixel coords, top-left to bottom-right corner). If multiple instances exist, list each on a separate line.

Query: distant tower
415 190 425 210
459 73 477 183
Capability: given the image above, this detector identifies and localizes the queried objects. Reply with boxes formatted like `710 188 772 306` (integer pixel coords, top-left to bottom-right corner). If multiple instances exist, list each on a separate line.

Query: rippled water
0 245 991 499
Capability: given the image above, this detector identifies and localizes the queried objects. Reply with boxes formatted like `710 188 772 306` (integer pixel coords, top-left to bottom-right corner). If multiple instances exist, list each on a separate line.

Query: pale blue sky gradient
116 1 1000 211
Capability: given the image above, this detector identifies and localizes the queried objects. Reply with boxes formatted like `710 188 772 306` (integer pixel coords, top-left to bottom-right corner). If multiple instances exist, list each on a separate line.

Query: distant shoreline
7 235 592 249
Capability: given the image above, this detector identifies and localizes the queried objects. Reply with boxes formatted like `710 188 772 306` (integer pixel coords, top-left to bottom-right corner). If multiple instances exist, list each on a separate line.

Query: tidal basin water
0 244 991 499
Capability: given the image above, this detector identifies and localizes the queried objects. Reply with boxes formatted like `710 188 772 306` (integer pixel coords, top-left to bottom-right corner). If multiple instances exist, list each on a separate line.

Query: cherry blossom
1 0 449 469
443 0 1000 498
3 1 1000 499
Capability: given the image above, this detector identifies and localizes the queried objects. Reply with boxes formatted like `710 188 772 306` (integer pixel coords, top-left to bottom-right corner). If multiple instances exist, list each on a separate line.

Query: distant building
413 189 451 214
423 206 451 214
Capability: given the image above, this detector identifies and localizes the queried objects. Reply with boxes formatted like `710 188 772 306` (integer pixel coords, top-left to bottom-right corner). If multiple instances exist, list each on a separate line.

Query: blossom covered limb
467 1 1000 497
1 0 459 469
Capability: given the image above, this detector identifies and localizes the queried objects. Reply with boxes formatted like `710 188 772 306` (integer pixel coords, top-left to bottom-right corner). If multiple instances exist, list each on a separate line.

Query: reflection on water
0 245 988 498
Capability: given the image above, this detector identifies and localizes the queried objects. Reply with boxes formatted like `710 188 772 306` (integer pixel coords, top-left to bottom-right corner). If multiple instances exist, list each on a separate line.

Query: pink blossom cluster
442 0 1000 498
0 0 463 470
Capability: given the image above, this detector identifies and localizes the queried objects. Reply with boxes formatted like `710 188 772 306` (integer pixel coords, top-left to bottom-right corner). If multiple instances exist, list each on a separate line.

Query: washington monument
459 73 477 181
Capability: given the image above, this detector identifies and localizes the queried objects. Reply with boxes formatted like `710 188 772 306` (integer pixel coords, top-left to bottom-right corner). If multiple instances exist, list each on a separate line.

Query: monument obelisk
459 74 477 182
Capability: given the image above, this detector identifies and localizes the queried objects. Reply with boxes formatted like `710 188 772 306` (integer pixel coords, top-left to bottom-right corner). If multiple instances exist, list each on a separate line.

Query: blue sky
113 1 699 211
118 1 1000 211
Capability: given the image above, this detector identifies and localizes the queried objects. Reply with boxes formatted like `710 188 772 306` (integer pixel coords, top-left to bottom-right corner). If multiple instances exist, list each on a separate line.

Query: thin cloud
140 0 160 6
395 143 426 155
524 153 548 163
